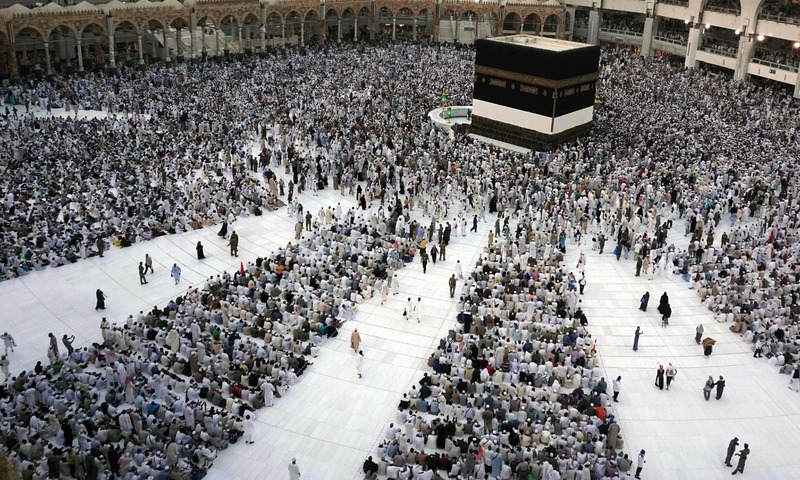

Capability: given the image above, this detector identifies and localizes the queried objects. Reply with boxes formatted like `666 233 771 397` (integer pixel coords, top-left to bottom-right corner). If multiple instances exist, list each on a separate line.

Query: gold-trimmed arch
460 9 479 20
140 18 167 34
543 13 560 34
418 7 434 18
161 15 186 31
79 22 107 40
114 20 139 37
523 13 542 31
195 14 219 30
112 19 140 36
397 7 414 18
377 5 394 18
12 23 49 43
265 10 284 24
242 12 260 24
169 16 190 29
218 13 238 25
324 6 342 18
194 9 220 27
301 8 319 21
504 9 525 20
49 23 79 43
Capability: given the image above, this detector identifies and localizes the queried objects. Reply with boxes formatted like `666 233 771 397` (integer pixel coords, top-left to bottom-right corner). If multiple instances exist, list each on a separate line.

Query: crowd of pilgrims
0 43 471 281
353 47 798 478
0 209 412 479
0 39 797 480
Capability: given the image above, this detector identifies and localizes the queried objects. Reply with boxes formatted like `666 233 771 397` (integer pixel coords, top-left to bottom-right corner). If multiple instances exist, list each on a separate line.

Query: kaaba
471 35 600 150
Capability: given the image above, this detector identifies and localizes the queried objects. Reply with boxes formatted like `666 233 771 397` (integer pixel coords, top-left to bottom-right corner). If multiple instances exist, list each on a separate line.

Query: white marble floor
561 226 800 480
1 112 798 479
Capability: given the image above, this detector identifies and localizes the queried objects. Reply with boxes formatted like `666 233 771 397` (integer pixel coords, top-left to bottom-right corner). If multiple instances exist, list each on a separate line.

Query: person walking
170 263 182 285
0 355 9 380
0 332 16 355
731 444 750 475
392 274 400 296
639 292 649 312
380 280 389 305
665 363 677 390
138 262 148 285
578 273 586 295
356 350 364 379
420 251 428 274
714 375 726 400
635 450 646 479
702 337 716 357
430 244 438 263
415 297 424 324
288 457 301 480
61 334 75 356
633 326 643 351
703 376 715 401
753 338 764 358
695 324 704 344
661 302 672 327
95 289 107 310
724 437 739 467
48 333 59 357
96 236 105 258
449 274 457 298
439 242 446 261
228 231 239 257
196 241 205 259
404 297 413 319
657 292 669 314
144 253 154 274
576 252 586 270
455 260 462 279
612 376 621 402
658 294 671 327
790 363 800 392
655 365 665 390
350 328 361 352
243 413 255 445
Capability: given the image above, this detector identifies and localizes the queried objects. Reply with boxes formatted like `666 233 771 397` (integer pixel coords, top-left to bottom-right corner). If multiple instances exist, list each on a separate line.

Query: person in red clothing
595 404 607 422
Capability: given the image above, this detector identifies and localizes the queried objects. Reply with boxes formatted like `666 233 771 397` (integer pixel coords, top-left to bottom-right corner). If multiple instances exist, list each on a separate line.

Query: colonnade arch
0 0 567 77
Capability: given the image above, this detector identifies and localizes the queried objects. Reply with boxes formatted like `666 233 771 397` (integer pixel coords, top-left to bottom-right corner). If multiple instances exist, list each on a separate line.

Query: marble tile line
324 338 435 363
251 414 373 454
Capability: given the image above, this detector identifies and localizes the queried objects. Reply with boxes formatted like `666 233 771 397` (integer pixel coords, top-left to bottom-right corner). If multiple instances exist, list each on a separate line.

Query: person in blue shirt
170 263 182 284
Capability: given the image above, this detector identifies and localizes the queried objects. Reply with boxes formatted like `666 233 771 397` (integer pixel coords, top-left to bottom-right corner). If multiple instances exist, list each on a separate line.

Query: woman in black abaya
95 289 107 310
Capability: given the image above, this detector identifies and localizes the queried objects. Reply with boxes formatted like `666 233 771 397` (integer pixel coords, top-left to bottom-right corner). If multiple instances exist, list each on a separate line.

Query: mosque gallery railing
703 5 740 15
599 28 643 37
699 44 737 58
654 35 688 46
751 57 799 73
757 13 800 26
